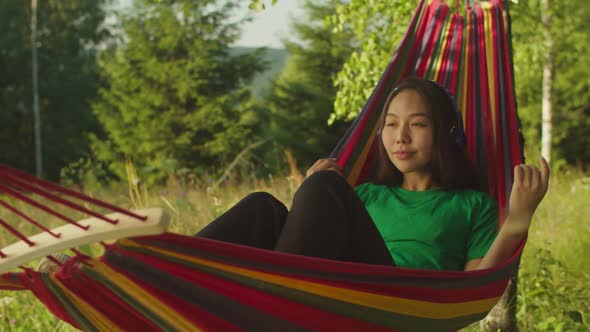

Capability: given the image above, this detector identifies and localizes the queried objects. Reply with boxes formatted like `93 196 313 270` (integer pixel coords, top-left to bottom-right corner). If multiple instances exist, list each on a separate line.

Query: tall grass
0 166 587 331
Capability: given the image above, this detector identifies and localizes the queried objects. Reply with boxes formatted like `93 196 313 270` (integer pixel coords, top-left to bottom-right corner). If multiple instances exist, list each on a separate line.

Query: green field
0 168 588 331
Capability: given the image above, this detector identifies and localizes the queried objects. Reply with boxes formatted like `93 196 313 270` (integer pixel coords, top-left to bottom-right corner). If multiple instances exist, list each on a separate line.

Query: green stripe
425 9 450 78
81 266 178 331
133 237 518 289
455 15 467 112
41 273 98 332
116 244 494 330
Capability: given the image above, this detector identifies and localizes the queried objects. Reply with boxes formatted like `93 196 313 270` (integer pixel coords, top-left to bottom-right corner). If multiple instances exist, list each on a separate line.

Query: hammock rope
0 0 525 331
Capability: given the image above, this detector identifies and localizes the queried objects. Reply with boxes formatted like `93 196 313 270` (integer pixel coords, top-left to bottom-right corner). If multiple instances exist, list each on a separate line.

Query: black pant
195 170 394 265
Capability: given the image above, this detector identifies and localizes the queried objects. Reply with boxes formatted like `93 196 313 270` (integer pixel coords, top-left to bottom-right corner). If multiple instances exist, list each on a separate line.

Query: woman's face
381 89 435 177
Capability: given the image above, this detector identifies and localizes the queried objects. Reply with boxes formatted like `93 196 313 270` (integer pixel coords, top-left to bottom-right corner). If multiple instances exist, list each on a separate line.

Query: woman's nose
395 125 411 144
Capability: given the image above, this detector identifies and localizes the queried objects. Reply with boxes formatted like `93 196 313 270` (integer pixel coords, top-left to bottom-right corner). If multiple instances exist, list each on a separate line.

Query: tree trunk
31 0 43 178
541 0 553 163
479 273 519 331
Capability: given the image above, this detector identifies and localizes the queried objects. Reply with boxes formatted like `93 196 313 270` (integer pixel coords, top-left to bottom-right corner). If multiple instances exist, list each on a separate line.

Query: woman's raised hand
305 158 343 178
505 157 551 234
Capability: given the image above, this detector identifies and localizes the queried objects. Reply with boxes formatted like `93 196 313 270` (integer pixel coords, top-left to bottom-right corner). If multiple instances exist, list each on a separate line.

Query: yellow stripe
483 3 497 142
346 124 379 186
49 274 123 332
459 13 470 125
89 261 202 332
432 17 451 81
120 239 501 320
0 280 24 290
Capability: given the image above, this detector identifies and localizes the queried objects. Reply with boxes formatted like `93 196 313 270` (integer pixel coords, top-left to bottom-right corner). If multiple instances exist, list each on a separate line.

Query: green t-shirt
354 183 498 271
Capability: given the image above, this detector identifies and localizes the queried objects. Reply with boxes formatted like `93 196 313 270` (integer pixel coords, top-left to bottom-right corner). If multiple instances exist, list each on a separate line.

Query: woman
195 77 550 271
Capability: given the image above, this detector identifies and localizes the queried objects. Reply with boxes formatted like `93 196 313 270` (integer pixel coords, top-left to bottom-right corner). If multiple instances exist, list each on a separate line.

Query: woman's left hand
473 158 550 270
505 157 550 233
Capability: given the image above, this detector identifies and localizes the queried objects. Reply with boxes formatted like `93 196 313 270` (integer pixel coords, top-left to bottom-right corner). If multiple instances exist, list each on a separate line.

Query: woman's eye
386 123 397 127
412 122 427 127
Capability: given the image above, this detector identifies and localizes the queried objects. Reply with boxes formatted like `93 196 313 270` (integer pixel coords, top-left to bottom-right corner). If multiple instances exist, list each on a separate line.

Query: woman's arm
465 158 550 271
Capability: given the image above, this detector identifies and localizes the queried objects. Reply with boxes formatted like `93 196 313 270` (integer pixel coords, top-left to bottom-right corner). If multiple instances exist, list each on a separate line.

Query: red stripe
287 273 510 303
127 236 512 303
133 234 521 279
0 273 26 290
437 10 455 83
57 264 163 331
400 0 432 78
465 13 476 165
416 4 442 76
497 0 522 178
356 140 378 186
102 257 245 332
24 271 82 330
413 2 435 76
448 14 464 95
476 6 499 200
489 4 507 209
118 248 400 332
127 236 515 304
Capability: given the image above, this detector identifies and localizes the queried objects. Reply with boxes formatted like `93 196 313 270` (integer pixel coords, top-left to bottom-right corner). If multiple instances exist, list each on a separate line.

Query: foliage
510 0 590 166
230 46 288 99
517 248 589 331
91 0 266 184
327 0 415 124
262 0 356 170
0 0 111 180
248 0 278 11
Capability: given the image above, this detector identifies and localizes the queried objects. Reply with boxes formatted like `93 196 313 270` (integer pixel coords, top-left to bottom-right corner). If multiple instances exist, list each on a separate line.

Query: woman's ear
450 126 467 151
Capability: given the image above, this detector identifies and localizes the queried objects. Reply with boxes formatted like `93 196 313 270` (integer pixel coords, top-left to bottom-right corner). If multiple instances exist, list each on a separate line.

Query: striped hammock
0 0 524 331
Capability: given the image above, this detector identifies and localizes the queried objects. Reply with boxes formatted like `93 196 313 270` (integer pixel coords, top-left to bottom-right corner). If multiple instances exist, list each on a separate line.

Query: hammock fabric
0 0 524 331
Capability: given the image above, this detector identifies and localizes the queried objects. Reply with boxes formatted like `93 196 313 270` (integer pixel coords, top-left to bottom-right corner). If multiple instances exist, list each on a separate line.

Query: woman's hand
472 158 550 270
305 158 343 178
505 157 551 234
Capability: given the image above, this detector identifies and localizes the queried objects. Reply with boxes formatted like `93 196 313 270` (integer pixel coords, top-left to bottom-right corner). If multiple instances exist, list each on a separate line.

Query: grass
0 167 588 331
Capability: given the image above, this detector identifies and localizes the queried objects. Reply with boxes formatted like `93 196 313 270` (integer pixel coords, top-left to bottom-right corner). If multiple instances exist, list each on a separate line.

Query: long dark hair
372 77 480 191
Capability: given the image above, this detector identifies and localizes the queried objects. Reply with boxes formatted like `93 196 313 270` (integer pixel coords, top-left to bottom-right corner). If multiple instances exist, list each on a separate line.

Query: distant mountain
230 46 289 98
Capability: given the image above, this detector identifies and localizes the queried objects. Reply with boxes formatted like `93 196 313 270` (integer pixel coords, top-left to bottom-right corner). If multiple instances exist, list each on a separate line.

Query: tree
327 0 415 124
92 0 265 183
263 0 357 171
0 0 111 180
509 0 590 167
540 0 553 164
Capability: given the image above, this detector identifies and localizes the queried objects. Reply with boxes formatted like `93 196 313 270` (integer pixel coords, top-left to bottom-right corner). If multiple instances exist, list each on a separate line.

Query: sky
116 0 304 48
234 1 304 48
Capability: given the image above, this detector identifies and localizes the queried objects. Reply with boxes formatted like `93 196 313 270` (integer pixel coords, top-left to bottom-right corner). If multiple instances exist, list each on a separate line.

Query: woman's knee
244 191 277 203
244 192 286 210
297 170 349 197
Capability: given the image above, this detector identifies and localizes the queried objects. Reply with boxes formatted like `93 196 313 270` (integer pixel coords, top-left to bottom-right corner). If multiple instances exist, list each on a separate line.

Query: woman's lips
393 151 415 160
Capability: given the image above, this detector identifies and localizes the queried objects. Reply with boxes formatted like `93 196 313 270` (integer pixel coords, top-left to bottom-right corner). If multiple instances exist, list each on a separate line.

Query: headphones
427 80 467 151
